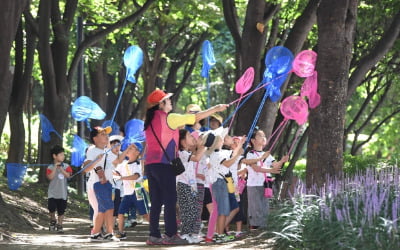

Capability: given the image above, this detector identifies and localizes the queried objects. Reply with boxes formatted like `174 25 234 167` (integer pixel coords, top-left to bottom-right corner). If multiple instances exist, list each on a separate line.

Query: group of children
175 112 289 243
45 102 289 244
46 126 150 241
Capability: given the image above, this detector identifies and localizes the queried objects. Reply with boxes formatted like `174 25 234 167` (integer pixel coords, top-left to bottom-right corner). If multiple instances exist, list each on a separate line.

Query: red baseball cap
147 88 173 107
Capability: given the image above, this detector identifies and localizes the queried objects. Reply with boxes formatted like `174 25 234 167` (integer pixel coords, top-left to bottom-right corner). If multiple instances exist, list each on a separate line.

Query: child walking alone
46 145 73 233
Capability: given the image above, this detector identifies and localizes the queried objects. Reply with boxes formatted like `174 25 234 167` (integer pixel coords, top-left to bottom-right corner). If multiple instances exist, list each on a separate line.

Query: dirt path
0 182 273 249
0 216 272 249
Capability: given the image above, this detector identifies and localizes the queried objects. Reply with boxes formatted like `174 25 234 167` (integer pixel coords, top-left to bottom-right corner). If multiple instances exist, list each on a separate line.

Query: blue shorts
94 181 114 213
229 193 239 211
118 189 149 215
212 178 230 216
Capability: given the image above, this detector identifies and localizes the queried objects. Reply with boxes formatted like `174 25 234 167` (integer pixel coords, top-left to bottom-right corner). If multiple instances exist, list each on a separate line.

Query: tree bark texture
0 0 27 138
306 0 357 189
8 15 37 165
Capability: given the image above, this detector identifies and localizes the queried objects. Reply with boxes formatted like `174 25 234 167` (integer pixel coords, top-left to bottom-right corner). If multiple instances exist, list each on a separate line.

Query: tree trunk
232 0 270 136
37 0 73 182
0 0 27 138
8 15 37 166
306 0 357 189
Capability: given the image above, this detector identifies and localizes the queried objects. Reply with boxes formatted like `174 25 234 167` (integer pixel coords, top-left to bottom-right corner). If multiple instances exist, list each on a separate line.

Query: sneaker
215 234 235 243
146 236 164 245
130 220 138 228
181 234 199 244
136 216 143 224
115 231 127 240
103 233 120 241
90 233 103 241
162 234 188 245
49 220 56 231
190 234 202 243
56 224 64 234
235 231 245 237
124 220 132 228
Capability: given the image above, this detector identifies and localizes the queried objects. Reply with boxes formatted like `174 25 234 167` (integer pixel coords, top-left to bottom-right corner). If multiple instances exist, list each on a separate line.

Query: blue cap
133 142 143 153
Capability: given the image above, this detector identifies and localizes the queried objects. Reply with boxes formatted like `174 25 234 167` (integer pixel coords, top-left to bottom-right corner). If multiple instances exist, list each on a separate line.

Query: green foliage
343 154 380 175
292 158 306 179
0 134 10 175
269 167 400 249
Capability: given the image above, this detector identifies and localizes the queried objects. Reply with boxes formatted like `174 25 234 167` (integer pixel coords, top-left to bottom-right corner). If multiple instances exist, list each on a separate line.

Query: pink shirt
144 110 195 165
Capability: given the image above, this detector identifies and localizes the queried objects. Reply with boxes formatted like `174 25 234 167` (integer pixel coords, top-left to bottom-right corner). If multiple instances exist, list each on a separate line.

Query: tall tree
306 0 357 188
29 0 155 182
0 0 27 139
8 9 37 167
0 0 31 232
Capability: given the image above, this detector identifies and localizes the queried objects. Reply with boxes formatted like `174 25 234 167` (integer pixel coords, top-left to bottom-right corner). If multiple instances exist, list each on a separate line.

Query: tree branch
222 0 242 52
352 109 400 154
347 10 400 99
67 0 155 84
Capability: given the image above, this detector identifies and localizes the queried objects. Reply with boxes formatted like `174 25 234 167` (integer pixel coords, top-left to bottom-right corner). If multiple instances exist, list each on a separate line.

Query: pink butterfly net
280 95 309 125
228 67 255 131
300 71 320 108
293 50 320 109
292 50 317 77
235 67 254 94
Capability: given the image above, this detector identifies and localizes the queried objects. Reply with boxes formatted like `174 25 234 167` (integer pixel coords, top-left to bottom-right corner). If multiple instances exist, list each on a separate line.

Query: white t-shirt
85 146 114 190
246 150 275 187
115 160 142 196
228 154 244 187
208 149 232 184
109 152 123 190
176 150 197 190
196 154 209 185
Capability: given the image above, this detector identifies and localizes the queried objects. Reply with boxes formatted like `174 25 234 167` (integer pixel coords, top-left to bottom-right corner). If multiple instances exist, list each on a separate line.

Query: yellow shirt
167 113 196 130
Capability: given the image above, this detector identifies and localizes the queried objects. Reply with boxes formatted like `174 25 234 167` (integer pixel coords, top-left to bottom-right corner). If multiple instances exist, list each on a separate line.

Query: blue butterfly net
71 135 88 167
121 119 145 151
71 96 106 122
201 40 216 78
123 45 143 83
263 46 294 102
7 163 27 190
39 114 62 142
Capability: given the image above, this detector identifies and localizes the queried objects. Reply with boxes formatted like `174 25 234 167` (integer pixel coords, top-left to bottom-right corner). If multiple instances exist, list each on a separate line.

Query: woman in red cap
144 88 227 245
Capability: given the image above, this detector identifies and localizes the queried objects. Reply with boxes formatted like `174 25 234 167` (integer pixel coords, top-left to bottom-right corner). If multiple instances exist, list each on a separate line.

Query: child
109 135 124 229
84 126 118 241
206 128 242 243
176 129 206 243
245 129 289 230
224 136 271 236
114 142 149 239
92 165 119 241
46 145 73 233
191 131 209 238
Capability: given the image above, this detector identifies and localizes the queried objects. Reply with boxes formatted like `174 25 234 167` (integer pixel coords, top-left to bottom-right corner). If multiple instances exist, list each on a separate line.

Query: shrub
270 167 400 249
